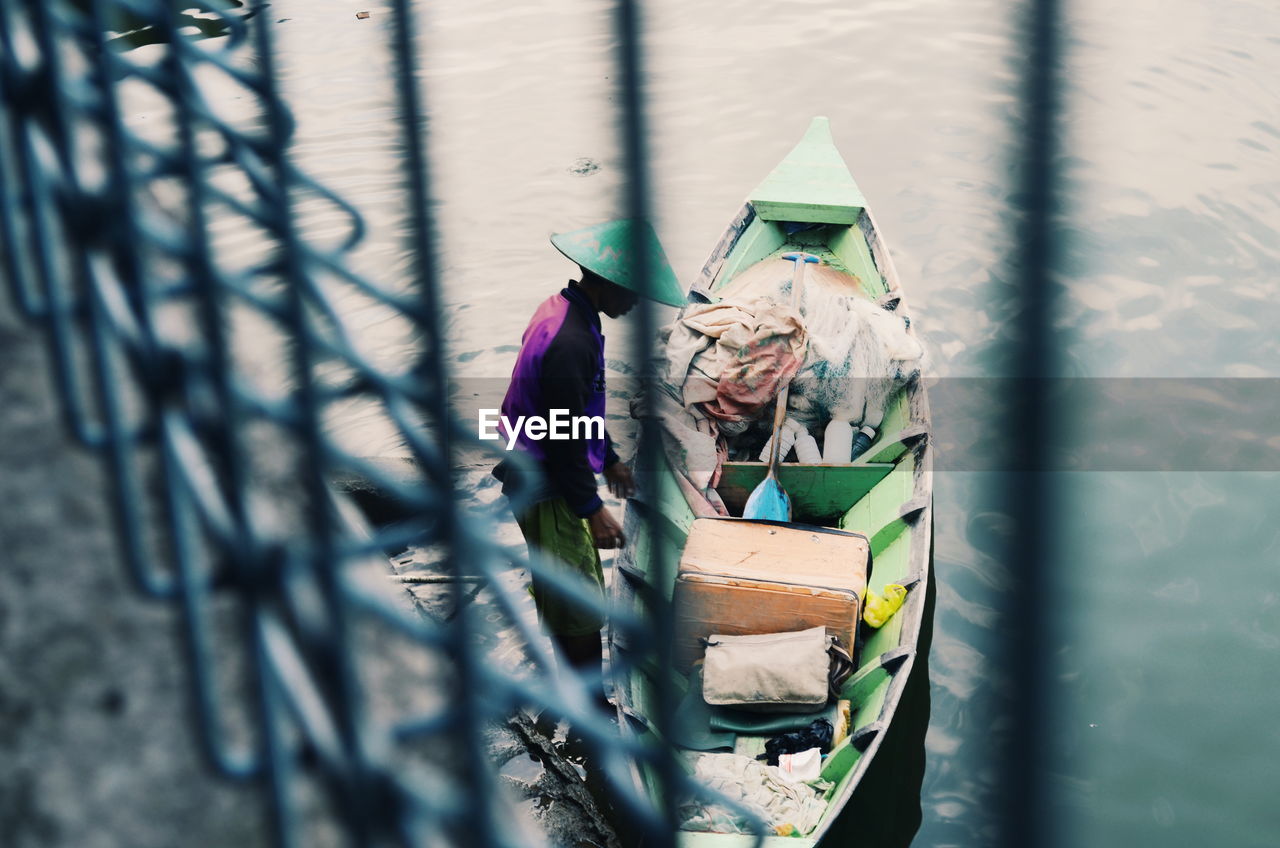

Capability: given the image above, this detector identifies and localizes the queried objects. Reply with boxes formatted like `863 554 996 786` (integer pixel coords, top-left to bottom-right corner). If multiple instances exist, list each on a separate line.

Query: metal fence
0 1 695 845
0 0 1058 846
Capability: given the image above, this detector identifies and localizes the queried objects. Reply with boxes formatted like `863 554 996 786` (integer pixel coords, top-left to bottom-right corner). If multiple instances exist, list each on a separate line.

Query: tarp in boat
639 258 924 515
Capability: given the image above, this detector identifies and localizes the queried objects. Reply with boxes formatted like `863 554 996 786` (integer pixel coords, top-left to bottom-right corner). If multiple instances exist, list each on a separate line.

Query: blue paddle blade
742 476 791 521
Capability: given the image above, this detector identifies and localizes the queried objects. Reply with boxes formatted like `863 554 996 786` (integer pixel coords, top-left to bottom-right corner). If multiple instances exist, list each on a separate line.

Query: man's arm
602 431 635 499
539 335 628 547
604 430 621 468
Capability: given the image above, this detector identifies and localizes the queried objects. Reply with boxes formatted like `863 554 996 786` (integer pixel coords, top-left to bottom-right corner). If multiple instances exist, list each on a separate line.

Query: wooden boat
608 117 933 846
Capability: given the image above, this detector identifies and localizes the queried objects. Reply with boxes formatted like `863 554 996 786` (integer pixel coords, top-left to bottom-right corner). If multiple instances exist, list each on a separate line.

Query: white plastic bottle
822 418 854 463
793 428 822 463
758 424 797 462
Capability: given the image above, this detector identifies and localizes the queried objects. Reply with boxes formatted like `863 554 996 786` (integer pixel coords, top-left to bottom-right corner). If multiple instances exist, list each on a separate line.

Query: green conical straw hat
550 219 685 307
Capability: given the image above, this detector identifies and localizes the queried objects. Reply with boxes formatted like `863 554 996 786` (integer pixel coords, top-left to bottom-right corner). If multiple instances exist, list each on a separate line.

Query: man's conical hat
550 219 685 307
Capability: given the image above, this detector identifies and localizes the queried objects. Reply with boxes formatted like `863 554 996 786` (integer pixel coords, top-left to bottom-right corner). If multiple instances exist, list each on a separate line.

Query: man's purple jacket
496 283 619 517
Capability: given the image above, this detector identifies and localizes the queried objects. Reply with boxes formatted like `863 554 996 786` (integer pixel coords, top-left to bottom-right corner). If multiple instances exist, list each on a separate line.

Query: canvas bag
702 627 844 713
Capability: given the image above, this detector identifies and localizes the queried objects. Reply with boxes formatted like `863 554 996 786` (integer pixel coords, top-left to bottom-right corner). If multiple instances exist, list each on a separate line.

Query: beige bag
701 627 836 713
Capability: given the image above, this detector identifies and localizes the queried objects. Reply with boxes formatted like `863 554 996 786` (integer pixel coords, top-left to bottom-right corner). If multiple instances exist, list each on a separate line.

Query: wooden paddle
742 251 820 521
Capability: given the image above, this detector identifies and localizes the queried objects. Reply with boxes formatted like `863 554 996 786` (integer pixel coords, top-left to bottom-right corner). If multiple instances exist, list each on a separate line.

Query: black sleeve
540 336 603 517
604 430 620 468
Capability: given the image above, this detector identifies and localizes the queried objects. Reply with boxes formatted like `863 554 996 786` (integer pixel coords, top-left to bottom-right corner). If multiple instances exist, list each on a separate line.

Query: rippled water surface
251 0 1280 844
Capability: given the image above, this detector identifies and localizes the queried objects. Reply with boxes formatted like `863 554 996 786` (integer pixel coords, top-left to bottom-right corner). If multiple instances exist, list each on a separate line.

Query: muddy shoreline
393 547 624 848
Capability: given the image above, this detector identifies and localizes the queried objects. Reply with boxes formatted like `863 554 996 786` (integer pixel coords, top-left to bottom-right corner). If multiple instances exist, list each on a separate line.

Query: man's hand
604 461 636 499
587 505 626 549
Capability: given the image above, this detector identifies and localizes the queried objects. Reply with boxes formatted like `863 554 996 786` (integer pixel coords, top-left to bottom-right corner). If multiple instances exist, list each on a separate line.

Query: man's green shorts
515 497 606 638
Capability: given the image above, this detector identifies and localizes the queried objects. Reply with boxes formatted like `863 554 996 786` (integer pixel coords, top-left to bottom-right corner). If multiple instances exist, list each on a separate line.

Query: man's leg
550 630 601 672
548 630 611 714
515 498 609 709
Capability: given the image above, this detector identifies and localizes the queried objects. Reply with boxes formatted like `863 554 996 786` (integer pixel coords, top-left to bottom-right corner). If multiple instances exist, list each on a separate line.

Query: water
217 0 1280 844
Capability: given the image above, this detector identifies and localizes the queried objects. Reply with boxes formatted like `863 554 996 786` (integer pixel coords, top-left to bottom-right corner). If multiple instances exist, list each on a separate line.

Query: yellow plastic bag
863 584 907 628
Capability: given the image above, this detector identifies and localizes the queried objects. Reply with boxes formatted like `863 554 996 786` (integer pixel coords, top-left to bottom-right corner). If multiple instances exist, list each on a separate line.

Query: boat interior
615 414 925 843
612 207 930 844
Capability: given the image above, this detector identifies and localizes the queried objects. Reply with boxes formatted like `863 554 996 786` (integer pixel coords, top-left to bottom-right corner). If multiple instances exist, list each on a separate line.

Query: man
494 219 684 702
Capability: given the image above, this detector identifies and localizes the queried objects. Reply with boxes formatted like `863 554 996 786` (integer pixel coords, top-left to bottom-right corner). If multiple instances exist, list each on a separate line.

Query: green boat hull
608 118 934 847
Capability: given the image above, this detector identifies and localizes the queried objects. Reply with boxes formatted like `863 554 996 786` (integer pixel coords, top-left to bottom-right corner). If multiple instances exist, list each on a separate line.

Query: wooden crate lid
679 518 869 597
678 572 860 600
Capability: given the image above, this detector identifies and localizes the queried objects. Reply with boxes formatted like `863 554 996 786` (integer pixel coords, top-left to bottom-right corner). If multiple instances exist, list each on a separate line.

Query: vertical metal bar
256 627 302 848
153 1 280 798
245 1 379 842
1005 0 1062 843
0 6 41 316
83 0 180 598
162 420 263 778
615 1 679 843
5 5 107 446
384 1 506 844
